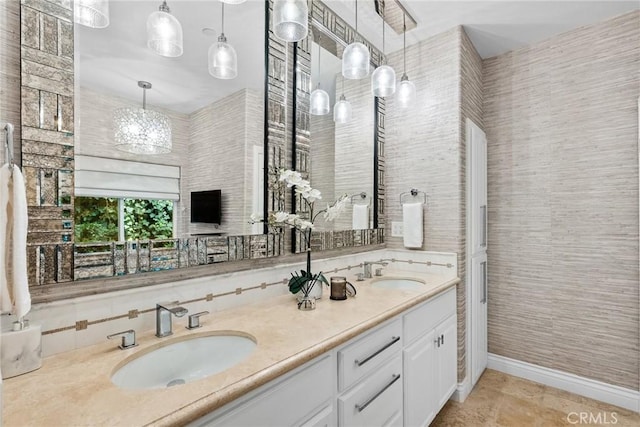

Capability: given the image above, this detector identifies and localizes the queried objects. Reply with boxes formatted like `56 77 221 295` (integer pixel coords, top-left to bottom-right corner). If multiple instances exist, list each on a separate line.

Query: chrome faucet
156 302 188 337
363 261 389 279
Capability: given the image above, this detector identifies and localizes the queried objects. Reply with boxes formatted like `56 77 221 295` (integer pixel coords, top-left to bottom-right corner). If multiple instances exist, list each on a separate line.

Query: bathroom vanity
194 286 457 427
2 272 458 426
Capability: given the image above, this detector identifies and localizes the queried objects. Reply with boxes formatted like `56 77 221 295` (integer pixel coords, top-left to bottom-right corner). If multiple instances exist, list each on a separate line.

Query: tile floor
432 370 640 427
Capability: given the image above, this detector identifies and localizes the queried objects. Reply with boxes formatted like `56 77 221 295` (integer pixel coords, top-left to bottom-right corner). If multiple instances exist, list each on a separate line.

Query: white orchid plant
252 169 349 298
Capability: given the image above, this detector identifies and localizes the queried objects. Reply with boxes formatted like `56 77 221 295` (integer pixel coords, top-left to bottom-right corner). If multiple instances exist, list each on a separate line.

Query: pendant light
310 42 330 115
113 81 172 155
333 77 352 124
209 1 238 79
371 5 396 97
74 0 109 28
273 0 308 43
147 1 183 57
342 0 369 79
397 13 416 108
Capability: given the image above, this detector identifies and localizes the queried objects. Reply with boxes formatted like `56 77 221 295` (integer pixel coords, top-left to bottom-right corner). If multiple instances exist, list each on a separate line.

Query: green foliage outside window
74 197 119 242
74 197 173 243
123 199 173 240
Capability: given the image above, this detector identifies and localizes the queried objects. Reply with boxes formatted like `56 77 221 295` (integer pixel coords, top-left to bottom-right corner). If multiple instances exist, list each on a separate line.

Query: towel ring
400 188 427 205
350 192 368 204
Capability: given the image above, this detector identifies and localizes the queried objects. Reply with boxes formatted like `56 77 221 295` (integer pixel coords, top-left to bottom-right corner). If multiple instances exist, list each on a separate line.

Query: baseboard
488 353 640 413
452 377 473 402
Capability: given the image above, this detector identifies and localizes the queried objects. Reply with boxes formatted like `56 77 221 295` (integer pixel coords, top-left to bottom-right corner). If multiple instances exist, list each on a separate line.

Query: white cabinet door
435 315 458 410
471 253 488 387
403 329 437 427
193 355 333 427
468 120 488 256
300 404 334 427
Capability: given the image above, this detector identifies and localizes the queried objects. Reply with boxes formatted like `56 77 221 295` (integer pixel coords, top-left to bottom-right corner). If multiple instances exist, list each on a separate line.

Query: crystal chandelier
342 0 369 79
209 1 238 79
113 81 172 155
371 5 396 97
397 13 416 108
74 0 109 28
273 0 308 42
147 1 183 58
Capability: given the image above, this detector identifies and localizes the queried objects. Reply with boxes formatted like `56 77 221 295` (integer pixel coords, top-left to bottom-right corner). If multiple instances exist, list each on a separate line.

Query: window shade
75 155 180 201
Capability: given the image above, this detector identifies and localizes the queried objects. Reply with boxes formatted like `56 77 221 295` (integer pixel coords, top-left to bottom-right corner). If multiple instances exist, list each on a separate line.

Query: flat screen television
190 190 222 224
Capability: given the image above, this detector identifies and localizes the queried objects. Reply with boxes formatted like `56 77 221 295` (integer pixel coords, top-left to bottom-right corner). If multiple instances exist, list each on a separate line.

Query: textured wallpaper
386 26 484 381
484 11 640 390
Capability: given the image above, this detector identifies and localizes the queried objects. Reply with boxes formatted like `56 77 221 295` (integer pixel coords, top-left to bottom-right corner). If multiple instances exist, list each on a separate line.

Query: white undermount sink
370 277 426 290
111 332 257 390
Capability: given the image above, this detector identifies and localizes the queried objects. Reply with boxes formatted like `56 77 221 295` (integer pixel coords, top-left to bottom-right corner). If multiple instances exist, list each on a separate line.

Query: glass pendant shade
342 42 370 79
113 81 172 155
333 95 352 123
310 87 330 115
74 0 109 28
147 2 183 58
372 65 396 97
273 0 308 42
397 74 416 108
209 35 238 79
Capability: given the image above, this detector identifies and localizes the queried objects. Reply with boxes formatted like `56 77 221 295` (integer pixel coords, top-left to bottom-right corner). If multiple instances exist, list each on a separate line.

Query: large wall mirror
292 0 385 253
19 0 382 299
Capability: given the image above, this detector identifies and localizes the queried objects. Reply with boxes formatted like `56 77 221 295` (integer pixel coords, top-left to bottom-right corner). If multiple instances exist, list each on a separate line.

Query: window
74 197 174 243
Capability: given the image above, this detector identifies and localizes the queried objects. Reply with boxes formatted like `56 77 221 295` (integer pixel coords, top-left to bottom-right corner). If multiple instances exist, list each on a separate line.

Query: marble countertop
3 271 459 427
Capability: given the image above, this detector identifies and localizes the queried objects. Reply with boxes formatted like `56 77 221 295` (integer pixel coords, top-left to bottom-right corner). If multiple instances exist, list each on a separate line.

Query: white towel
0 164 30 319
352 204 369 230
403 202 424 248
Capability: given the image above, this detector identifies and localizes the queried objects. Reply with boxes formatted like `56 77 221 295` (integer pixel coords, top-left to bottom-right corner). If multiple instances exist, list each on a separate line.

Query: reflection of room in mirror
74 0 265 239
75 87 264 238
309 43 374 232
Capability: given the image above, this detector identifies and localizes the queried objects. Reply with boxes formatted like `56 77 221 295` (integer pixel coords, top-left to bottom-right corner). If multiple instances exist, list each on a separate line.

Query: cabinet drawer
404 287 456 345
338 355 403 427
338 318 402 391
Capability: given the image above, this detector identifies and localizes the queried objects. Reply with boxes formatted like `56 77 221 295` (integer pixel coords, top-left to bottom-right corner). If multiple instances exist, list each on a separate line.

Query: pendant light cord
403 13 406 74
317 36 321 89
355 0 358 33
142 87 147 110
381 5 385 56
221 2 225 35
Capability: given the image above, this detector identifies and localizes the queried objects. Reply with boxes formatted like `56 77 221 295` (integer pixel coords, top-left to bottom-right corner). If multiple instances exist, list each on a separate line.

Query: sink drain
167 378 186 387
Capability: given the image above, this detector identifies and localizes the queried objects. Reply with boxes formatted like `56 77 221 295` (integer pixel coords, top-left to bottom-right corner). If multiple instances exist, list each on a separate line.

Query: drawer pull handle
354 336 401 367
355 374 401 413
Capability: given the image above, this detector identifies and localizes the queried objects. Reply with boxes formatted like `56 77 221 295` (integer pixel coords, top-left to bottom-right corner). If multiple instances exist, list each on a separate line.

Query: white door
471 253 488 386
469 121 487 256
436 315 458 409
403 330 437 427
466 119 488 389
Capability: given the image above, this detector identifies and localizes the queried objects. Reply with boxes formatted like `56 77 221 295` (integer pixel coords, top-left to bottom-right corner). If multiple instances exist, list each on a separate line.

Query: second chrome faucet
156 302 188 337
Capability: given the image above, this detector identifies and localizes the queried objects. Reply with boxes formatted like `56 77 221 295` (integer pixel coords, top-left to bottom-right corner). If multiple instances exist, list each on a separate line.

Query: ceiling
77 0 639 114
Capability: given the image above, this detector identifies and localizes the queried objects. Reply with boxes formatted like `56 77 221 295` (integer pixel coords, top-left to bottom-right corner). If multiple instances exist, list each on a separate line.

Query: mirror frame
18 0 384 302
291 0 386 253
19 0 287 296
